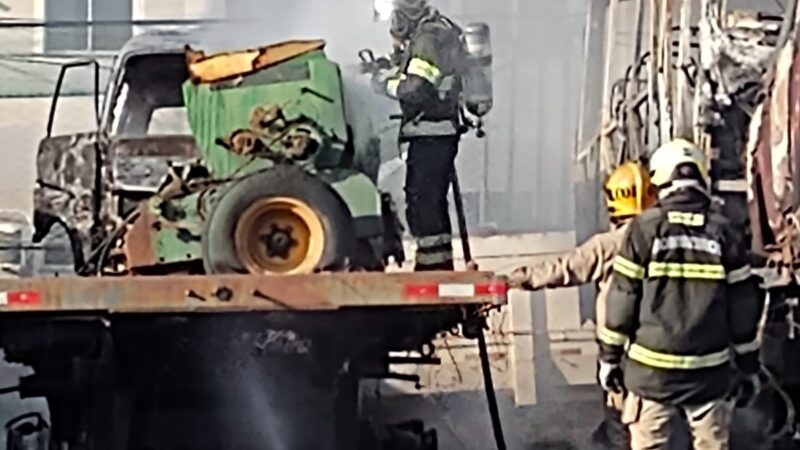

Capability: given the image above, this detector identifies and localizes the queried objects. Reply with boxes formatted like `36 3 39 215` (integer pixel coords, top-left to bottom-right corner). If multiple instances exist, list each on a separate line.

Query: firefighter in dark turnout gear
372 0 464 271
598 139 763 450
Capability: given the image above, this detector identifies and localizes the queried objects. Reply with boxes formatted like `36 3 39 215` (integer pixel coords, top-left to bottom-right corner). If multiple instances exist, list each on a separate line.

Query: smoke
172 0 586 235
193 0 390 62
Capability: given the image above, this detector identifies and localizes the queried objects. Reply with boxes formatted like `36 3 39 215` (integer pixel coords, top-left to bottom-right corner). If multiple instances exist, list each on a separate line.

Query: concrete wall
0 0 44 53
0 97 95 215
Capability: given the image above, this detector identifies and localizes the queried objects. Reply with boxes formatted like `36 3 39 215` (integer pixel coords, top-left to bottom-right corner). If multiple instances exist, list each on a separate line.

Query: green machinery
116 40 403 275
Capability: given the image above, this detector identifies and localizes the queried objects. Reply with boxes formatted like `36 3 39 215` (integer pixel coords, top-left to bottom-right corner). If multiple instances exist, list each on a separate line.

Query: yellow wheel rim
233 197 325 274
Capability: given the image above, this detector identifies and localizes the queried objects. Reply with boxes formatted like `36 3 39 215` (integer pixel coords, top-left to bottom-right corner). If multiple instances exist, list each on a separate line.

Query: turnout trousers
405 135 459 271
624 394 732 450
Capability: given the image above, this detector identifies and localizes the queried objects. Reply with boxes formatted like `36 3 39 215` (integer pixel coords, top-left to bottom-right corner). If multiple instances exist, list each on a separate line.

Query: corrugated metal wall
447 0 586 235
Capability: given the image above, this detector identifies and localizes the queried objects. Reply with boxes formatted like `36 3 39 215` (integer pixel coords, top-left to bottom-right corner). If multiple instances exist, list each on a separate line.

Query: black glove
598 361 625 394
732 372 761 407
375 56 392 71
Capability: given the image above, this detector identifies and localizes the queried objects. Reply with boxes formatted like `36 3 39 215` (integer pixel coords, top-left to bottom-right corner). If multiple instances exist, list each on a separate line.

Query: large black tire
202 166 355 274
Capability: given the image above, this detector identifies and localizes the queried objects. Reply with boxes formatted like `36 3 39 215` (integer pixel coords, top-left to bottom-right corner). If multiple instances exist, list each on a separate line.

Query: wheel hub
233 197 325 274
261 225 298 259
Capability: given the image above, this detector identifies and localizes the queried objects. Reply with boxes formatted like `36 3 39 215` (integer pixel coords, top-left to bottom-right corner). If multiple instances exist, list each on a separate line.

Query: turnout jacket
598 187 763 405
386 14 463 139
516 225 627 335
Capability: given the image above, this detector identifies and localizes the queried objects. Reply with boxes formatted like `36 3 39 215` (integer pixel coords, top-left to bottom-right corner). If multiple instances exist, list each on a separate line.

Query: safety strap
733 338 760 354
726 265 752 284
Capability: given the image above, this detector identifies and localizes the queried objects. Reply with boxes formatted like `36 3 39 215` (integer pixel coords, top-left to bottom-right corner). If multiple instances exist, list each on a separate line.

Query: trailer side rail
0 271 507 313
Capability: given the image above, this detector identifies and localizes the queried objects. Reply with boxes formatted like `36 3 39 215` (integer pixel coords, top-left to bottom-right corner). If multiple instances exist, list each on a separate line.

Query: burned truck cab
34 32 202 271
33 32 403 276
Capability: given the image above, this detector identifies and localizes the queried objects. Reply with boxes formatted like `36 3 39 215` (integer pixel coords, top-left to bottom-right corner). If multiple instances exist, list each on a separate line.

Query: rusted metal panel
747 40 797 260
122 204 157 268
0 271 507 314
111 136 201 192
112 136 199 159
34 132 102 260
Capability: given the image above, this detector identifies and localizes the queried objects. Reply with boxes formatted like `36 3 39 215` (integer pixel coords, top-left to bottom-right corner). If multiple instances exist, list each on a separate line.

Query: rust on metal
0 271 507 314
186 40 326 84
747 40 798 261
122 204 158 269
112 136 200 159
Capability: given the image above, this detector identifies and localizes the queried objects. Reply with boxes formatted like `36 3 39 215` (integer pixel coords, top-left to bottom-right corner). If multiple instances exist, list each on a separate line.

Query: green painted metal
149 194 205 264
320 169 382 220
146 46 386 264
182 50 349 178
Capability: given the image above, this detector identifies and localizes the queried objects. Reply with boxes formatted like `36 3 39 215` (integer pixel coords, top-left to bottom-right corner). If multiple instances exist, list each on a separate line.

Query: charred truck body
35 35 402 277
0 32 507 450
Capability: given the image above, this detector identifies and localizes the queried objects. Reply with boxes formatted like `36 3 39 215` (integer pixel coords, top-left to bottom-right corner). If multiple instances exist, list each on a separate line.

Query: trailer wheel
202 166 355 274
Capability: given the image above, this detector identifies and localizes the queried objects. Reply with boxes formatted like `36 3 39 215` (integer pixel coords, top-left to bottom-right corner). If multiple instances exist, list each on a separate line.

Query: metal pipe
693 0 711 143
573 0 601 159
775 0 800 61
451 170 474 268
505 0 519 226
648 0 660 149
359 372 420 383
386 356 442 365
600 0 622 173
0 18 223 28
625 0 646 160
675 0 694 138
0 385 19 395
657 0 675 144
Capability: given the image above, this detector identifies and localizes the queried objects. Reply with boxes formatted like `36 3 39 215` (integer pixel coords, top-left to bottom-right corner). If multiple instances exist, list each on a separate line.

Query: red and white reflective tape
404 282 507 298
0 291 41 306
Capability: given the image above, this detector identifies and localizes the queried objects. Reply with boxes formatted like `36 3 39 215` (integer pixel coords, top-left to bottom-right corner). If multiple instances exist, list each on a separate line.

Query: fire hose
760 366 797 442
452 167 506 449
476 324 507 450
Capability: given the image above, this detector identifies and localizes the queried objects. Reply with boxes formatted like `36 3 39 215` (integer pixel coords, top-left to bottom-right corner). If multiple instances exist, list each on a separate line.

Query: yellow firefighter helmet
604 161 656 221
648 138 709 187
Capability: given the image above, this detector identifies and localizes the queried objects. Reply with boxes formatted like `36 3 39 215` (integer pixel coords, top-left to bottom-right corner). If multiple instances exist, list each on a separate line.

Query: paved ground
364 386 603 450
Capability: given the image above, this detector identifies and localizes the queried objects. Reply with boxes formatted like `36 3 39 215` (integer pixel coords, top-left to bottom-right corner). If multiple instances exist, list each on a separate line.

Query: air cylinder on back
462 22 493 118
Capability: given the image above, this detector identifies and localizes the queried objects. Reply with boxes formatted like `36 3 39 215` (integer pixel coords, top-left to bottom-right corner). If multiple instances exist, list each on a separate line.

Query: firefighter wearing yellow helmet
599 139 763 450
508 161 655 449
